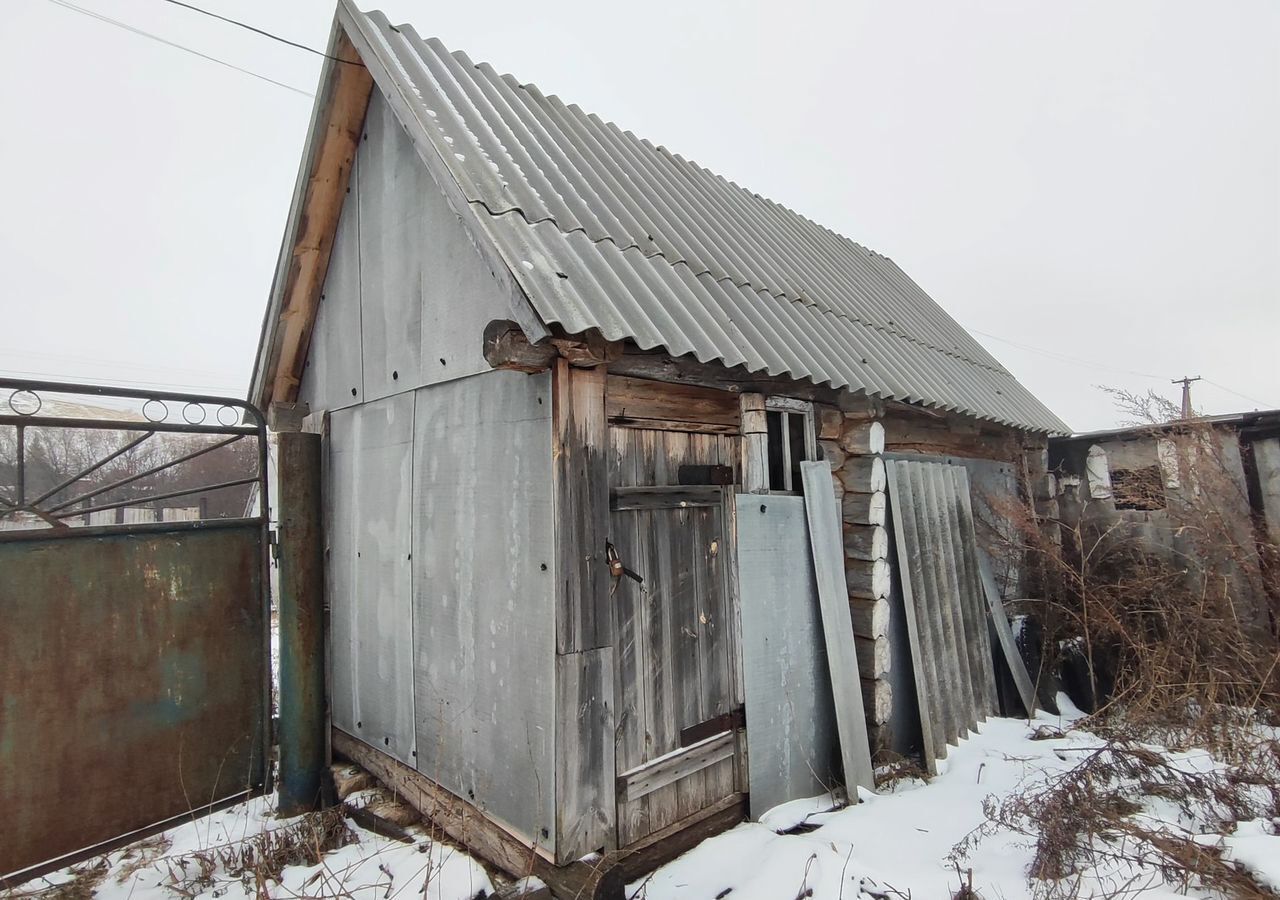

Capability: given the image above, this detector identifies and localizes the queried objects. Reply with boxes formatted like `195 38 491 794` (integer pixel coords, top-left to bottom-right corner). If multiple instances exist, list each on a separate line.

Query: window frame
763 397 817 494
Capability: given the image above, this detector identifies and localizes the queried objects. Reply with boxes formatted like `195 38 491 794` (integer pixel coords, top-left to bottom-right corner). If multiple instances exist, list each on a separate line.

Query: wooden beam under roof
264 30 372 407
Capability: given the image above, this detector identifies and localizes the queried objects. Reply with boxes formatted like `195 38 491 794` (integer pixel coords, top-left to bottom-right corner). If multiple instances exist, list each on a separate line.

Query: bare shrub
983 390 1280 749
954 733 1280 899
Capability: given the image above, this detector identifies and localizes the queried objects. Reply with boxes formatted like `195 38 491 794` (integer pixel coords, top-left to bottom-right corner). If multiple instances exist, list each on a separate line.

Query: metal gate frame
0 377 273 884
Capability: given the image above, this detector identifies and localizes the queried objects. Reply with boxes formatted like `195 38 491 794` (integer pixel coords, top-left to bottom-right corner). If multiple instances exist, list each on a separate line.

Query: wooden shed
250 2 1068 891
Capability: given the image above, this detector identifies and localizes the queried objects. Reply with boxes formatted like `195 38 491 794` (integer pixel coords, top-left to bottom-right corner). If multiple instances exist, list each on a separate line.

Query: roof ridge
469 199 1014 377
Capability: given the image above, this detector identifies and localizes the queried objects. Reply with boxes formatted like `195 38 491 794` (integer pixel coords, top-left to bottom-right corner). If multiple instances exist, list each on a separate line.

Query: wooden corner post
551 357 617 863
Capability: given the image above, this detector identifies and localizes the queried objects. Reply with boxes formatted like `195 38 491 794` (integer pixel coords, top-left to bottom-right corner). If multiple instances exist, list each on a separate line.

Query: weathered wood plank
610 506 646 829
610 486 724 510
667 506 702 739
740 394 768 494
607 350 843 405
606 375 740 430
608 417 738 435
800 461 876 795
267 31 373 406
556 648 616 862
553 360 611 653
613 793 745 875
694 504 732 721
617 731 736 803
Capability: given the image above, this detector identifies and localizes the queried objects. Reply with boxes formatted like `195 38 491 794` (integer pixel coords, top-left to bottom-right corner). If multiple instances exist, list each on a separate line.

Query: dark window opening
765 409 812 492
1111 465 1165 511
766 409 786 490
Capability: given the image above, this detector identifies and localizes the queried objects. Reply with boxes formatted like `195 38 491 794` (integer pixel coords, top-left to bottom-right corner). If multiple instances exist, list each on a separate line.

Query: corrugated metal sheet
339 2 1068 434
884 459 999 775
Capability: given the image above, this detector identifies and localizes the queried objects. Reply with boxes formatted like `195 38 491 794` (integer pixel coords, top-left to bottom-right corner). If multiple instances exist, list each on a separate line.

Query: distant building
1049 409 1280 634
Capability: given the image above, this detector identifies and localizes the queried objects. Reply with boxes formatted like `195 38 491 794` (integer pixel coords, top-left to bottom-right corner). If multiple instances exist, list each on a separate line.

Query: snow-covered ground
637 701 1280 900
11 795 493 900
10 700 1277 900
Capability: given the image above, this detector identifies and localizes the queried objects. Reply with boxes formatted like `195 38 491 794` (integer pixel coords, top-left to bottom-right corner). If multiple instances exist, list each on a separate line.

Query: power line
1203 379 1275 410
0 345 234 381
159 0 363 66
0 363 240 396
973 328 1276 411
970 328 1171 380
0 366 241 395
45 0 313 97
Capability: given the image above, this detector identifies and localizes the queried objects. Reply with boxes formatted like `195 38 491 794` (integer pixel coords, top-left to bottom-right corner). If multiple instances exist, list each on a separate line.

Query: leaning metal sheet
735 494 838 819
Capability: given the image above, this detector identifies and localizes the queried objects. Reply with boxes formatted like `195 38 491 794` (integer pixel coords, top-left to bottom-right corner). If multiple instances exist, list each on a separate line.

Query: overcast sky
2 0 1276 431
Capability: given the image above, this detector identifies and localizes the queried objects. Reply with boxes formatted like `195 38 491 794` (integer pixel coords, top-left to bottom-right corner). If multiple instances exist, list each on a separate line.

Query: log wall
824 398 1050 758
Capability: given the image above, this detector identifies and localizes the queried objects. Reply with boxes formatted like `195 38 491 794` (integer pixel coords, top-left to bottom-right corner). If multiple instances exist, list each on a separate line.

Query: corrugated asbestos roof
343 4 1069 433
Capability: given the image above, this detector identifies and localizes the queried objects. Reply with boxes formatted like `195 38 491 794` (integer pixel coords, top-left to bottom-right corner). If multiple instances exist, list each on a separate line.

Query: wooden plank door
610 486 741 847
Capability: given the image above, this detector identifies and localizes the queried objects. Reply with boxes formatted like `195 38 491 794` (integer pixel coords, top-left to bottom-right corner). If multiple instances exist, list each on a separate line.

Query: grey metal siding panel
338 4 1068 434
409 370 557 852
1254 437 1280 545
328 392 417 764
298 153 364 413
305 91 525 406
358 94 426 401
735 495 838 819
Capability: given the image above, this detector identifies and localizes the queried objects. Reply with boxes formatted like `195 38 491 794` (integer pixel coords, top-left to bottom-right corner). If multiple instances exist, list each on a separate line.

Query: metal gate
0 378 271 883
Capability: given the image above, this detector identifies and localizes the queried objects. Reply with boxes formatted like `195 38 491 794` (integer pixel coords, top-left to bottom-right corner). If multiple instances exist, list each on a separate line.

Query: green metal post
277 430 327 816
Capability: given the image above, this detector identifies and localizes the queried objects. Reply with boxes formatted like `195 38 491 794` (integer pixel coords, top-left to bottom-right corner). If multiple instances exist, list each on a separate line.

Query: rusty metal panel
0 521 266 879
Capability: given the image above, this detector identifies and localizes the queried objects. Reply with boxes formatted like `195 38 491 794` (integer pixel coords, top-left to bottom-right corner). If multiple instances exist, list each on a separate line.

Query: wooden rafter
265 32 373 407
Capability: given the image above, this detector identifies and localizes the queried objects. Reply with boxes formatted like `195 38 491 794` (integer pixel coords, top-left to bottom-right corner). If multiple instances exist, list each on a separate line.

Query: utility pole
1172 375 1201 419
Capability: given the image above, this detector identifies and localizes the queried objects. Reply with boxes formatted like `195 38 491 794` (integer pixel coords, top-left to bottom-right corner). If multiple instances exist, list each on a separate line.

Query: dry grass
161 807 355 898
1 860 111 900
982 396 1280 752
954 732 1280 899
